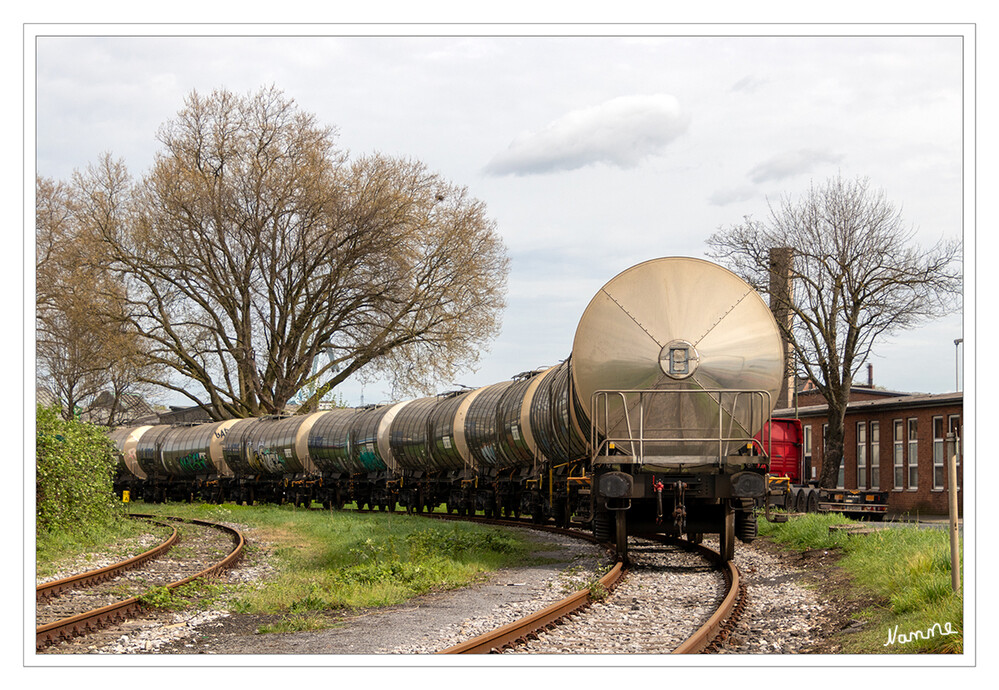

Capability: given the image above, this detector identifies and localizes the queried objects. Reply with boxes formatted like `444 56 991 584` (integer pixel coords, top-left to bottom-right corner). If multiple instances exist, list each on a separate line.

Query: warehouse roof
775 391 963 418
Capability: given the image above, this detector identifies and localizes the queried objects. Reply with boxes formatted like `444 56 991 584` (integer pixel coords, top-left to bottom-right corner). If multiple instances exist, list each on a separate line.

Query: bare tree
707 175 962 488
84 86 509 420
36 175 159 422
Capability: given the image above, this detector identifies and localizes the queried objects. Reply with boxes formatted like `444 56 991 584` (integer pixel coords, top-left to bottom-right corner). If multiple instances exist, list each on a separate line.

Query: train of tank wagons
110 257 797 561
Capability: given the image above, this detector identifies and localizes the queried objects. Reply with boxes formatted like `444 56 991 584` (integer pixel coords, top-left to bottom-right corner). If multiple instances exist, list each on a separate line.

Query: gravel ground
507 538 725 654
37 522 237 629
715 536 836 653
36 523 857 658
36 528 172 585
40 525 612 655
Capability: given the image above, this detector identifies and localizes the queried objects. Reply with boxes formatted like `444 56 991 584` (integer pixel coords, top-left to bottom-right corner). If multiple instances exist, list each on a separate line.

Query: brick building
774 391 963 515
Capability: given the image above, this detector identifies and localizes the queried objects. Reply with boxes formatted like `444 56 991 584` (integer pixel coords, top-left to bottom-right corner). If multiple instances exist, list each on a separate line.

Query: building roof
775 391 963 418
84 391 159 425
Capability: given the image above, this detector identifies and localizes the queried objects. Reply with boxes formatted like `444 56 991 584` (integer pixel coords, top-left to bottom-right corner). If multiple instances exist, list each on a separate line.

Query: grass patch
757 510 856 551
759 513 963 654
257 613 343 634
138 580 229 611
131 501 543 633
35 516 160 579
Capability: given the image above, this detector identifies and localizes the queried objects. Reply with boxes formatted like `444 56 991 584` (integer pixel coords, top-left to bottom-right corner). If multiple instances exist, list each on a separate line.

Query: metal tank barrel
308 408 359 474
133 425 173 478
388 396 439 472
570 256 785 466
110 425 153 480
158 421 240 478
527 362 587 465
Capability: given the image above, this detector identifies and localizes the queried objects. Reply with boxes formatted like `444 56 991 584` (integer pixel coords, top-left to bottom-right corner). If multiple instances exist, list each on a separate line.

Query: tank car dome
571 256 785 450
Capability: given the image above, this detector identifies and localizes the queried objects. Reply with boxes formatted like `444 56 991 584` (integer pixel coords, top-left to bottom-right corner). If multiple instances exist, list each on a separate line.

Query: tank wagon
111 257 785 561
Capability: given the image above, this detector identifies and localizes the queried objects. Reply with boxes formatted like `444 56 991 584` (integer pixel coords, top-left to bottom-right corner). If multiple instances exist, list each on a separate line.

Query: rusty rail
435 524 742 654
671 542 743 654
358 507 745 654
36 516 245 650
36 518 179 602
440 561 625 653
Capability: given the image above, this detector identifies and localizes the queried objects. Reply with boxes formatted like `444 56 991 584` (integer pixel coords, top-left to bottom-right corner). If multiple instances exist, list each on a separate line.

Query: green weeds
138 580 229 611
35 517 160 579
133 502 540 633
257 613 342 634
760 513 963 653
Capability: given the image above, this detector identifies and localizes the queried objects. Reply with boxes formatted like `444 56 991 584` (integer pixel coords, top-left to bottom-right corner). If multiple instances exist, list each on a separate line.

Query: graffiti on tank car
358 441 380 471
250 443 285 473
482 444 497 463
177 452 209 472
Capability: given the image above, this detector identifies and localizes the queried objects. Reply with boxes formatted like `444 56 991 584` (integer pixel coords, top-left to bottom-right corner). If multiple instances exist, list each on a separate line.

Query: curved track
35 515 244 650
36 517 179 602
425 513 743 655
670 538 745 654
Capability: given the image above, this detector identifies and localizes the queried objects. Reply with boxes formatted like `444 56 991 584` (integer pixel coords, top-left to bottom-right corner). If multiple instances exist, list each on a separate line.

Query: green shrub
35 404 122 536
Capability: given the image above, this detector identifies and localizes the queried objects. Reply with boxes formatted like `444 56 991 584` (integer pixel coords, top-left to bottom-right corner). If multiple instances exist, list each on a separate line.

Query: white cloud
708 186 759 207
730 75 768 93
483 94 689 176
748 148 844 184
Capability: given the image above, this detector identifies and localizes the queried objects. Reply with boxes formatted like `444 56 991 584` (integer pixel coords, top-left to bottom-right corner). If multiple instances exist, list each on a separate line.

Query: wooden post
946 432 961 592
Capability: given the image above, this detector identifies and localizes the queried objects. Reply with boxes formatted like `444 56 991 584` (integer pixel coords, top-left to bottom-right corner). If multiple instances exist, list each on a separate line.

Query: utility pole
946 431 961 591
954 338 963 391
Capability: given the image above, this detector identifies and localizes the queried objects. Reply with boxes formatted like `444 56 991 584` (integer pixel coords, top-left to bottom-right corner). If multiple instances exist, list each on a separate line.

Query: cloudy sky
29 25 973 408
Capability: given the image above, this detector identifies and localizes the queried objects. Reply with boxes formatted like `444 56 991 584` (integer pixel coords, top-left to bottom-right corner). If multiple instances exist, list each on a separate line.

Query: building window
870 422 880 490
803 425 813 481
907 418 918 491
933 416 945 491
857 422 867 490
893 420 904 490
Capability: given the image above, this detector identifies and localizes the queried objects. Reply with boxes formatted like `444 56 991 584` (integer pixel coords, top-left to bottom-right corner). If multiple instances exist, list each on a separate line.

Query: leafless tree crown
707 175 962 487
68 86 509 420
36 174 160 424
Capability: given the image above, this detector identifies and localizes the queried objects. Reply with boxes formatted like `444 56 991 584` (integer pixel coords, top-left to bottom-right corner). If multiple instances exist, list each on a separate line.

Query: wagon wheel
718 502 735 562
614 510 629 563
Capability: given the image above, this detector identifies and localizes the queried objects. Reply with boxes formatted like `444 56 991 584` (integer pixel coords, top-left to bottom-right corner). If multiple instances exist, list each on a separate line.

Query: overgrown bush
35 404 122 536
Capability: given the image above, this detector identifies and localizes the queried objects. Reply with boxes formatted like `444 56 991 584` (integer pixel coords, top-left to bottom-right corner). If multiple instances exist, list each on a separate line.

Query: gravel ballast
37 522 845 657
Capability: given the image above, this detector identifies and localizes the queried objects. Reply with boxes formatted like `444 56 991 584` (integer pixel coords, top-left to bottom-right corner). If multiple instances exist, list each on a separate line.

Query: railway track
418 513 744 655
36 505 742 655
35 515 245 651
36 517 179 602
